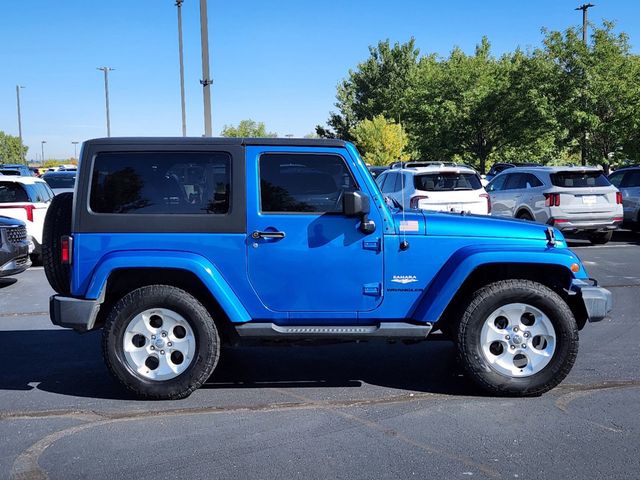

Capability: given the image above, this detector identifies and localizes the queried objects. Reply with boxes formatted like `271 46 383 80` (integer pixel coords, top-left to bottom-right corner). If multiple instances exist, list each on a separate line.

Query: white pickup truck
0 176 55 261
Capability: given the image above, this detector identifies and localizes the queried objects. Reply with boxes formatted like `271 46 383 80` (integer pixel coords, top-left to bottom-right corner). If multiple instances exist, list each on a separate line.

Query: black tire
102 285 220 400
516 211 534 221
588 230 613 245
455 279 578 396
42 192 73 295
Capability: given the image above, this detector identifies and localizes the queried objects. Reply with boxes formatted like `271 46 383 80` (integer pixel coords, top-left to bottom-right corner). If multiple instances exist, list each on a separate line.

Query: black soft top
83 137 347 148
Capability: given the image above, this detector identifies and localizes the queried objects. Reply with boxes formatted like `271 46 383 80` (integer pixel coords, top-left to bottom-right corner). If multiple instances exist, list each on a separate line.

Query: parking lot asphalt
1 231 639 480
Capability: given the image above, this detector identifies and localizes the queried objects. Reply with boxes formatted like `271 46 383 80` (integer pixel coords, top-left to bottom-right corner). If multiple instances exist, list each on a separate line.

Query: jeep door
245 146 384 315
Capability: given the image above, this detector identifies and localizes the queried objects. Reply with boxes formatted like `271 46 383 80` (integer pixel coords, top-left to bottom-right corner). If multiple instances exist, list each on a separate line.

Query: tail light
0 204 35 221
410 195 429 209
616 192 623 204
480 193 491 214
61 235 72 264
544 193 561 207
550 218 568 225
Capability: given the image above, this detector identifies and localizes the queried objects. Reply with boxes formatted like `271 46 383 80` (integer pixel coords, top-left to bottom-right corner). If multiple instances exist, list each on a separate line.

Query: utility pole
199 0 212 137
97 67 114 137
176 0 187 136
41 140 47 166
72 141 79 160
575 3 594 166
15 85 25 163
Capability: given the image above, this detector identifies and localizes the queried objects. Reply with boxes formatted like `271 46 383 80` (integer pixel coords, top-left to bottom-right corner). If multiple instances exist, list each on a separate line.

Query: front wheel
102 285 220 399
456 280 578 396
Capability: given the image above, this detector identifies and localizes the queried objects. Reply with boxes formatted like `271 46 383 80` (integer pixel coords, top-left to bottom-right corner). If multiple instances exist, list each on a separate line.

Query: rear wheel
42 192 73 295
516 211 534 221
588 230 613 245
102 285 220 399
456 279 578 396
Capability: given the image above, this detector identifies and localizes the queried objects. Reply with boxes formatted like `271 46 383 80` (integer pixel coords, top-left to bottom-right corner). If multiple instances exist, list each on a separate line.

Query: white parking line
29 267 44 270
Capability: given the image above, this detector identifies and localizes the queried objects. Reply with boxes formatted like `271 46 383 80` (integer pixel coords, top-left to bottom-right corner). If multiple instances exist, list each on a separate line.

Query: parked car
42 170 76 195
487 166 623 244
368 165 389 179
44 137 611 399
608 166 640 231
376 165 490 214
485 162 543 182
0 164 36 177
0 176 54 261
0 216 31 277
57 164 77 172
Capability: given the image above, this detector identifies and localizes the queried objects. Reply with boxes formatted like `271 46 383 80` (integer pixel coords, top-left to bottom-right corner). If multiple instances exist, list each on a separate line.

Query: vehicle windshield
550 171 610 188
414 172 482 191
44 175 76 189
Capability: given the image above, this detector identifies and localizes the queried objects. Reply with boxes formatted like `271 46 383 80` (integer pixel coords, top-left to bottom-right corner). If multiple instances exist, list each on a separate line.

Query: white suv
487 166 623 244
0 177 55 260
376 165 490 215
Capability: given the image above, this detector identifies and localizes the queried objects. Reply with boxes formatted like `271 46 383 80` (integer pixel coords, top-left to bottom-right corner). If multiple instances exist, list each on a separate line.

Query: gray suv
608 166 640 231
487 167 623 244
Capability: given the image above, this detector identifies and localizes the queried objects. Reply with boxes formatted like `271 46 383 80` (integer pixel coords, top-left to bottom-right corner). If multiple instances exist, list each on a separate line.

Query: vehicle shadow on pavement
567 229 640 247
0 330 478 400
0 278 18 289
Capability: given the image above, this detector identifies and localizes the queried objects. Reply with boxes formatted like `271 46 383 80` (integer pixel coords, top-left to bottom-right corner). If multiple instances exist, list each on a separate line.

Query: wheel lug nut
161 332 167 338
160 350 165 355
524 332 530 338
167 342 172 347
522 344 527 349
513 327 519 332
151 335 156 340
150 346 155 350
510 345 515 349
505 335 510 340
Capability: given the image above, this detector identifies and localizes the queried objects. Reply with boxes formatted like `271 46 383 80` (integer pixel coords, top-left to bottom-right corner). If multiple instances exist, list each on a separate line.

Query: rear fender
411 245 584 323
85 250 251 323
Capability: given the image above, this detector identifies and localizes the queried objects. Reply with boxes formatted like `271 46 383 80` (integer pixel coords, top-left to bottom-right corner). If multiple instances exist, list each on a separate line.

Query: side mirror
343 191 375 234
343 190 370 217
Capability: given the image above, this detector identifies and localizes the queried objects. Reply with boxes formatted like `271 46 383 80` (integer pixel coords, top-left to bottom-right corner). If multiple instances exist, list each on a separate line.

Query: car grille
6 226 27 245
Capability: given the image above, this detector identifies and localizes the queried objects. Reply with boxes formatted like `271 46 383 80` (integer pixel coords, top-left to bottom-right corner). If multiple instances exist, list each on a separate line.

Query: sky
1 0 640 161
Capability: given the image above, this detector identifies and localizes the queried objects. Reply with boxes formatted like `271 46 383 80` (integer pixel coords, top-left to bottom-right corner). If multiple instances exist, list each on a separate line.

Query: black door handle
251 230 286 239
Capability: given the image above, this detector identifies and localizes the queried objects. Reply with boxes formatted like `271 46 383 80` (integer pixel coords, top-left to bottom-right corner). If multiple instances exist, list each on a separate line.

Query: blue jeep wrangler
43 138 612 399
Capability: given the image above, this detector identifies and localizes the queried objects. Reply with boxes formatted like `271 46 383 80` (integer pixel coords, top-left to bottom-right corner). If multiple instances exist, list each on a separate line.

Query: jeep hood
392 210 564 243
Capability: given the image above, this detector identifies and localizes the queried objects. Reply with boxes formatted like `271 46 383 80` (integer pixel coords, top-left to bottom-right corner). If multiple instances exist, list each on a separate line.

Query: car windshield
414 172 482 191
44 175 76 188
550 171 610 188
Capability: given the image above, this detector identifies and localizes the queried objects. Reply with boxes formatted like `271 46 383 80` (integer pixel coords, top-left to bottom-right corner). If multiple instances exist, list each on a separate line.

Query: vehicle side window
90 151 231 214
382 173 396 193
504 173 526 190
621 171 640 188
525 174 543 188
487 174 507 192
377 173 388 191
608 172 624 188
392 173 403 193
0 182 29 203
260 153 357 213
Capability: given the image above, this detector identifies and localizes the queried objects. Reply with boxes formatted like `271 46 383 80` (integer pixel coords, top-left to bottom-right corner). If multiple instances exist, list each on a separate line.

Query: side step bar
234 322 433 340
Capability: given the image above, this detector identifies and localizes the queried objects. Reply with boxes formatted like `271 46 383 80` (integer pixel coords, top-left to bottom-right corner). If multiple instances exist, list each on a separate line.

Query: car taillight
0 204 35 221
544 193 561 207
61 235 72 264
616 192 623 204
410 196 429 209
480 193 491 214
550 218 568 225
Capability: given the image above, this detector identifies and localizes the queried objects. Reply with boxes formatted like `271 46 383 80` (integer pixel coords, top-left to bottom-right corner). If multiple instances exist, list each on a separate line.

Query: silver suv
487 166 623 244
608 166 640 231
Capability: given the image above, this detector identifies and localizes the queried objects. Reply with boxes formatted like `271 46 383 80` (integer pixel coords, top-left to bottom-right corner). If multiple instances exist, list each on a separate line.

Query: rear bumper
570 279 612 322
550 217 622 232
50 295 101 332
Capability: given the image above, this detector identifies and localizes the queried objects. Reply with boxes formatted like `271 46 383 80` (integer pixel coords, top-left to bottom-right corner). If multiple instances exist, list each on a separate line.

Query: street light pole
16 86 25 162
199 0 212 137
72 141 79 160
41 140 47 166
176 0 187 136
97 67 114 137
575 3 594 166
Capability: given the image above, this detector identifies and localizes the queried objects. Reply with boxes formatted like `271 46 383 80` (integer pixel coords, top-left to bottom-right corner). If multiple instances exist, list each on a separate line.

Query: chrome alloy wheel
480 303 556 377
123 308 196 381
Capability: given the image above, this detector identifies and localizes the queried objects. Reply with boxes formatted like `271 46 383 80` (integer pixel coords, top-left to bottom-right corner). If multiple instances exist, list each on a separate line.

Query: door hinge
363 283 381 296
362 237 381 252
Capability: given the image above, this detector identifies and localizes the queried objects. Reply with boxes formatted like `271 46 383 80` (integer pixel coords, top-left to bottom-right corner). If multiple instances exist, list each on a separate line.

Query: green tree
221 120 277 138
317 39 420 140
0 131 28 165
350 115 409 166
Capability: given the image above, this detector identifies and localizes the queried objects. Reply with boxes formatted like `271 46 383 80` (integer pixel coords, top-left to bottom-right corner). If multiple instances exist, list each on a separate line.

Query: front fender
85 250 251 323
410 245 585 323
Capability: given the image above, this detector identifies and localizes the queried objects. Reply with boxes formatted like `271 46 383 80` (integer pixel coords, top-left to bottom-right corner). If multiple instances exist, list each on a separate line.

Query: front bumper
570 279 613 322
0 238 31 278
50 295 101 333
